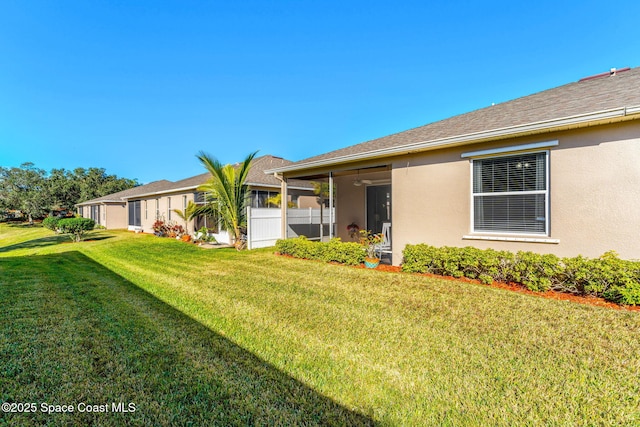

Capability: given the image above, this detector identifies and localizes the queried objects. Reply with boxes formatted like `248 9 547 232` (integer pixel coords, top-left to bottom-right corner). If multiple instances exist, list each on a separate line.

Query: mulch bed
278 253 640 312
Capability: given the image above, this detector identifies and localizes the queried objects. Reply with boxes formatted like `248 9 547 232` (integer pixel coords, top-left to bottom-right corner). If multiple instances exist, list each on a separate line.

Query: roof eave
121 184 200 200
75 199 124 206
266 106 640 175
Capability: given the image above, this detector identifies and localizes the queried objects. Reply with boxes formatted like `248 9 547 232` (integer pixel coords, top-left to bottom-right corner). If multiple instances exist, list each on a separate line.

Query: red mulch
275 253 639 312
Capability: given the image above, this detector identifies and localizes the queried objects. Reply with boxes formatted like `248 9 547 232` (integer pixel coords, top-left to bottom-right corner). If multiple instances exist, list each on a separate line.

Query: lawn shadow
0 251 376 426
0 234 113 253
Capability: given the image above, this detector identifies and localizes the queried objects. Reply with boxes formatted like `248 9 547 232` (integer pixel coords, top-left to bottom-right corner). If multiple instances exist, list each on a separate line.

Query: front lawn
1 224 639 426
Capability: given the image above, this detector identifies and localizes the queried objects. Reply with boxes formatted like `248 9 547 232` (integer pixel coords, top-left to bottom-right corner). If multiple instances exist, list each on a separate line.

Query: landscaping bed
276 237 640 307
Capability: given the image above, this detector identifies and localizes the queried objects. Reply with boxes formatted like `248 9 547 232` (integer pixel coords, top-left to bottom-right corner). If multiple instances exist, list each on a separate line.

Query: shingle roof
271 67 640 173
107 155 313 200
76 180 173 205
245 155 312 188
157 155 313 191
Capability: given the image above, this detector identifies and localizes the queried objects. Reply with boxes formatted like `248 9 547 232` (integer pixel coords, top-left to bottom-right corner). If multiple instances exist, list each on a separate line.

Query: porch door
128 200 141 227
366 184 391 234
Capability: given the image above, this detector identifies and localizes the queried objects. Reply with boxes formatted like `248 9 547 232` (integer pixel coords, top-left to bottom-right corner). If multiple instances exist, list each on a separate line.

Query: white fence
246 207 335 249
246 208 281 249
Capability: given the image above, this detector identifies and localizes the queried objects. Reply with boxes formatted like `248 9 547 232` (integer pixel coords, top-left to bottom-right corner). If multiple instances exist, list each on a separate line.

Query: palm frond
196 151 258 245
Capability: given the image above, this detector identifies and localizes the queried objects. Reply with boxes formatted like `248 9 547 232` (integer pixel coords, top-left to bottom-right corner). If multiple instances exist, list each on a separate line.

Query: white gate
246 208 282 249
246 207 335 249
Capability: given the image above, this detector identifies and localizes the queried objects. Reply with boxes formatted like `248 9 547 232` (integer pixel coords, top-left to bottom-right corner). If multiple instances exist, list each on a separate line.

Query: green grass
1 224 640 426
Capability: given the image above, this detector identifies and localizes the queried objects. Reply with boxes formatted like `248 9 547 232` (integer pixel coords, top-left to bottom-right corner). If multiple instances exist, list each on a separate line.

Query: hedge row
402 244 640 305
275 236 365 266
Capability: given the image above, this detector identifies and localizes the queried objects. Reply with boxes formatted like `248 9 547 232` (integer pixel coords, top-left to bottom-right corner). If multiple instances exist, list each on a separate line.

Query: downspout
273 172 288 240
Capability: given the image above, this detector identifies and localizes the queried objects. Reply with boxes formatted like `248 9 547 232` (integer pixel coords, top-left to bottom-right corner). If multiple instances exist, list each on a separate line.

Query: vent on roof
579 66 631 82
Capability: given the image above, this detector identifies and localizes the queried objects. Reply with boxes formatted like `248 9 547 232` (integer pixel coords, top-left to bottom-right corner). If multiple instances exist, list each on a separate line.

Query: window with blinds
472 152 548 234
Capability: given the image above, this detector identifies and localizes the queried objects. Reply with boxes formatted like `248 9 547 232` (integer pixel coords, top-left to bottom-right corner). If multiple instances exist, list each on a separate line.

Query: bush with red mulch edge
277 253 640 312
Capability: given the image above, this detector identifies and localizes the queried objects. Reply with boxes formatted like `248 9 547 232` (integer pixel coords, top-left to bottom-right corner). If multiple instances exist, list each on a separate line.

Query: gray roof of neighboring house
115 155 313 200
245 155 313 188
267 67 640 174
76 180 173 206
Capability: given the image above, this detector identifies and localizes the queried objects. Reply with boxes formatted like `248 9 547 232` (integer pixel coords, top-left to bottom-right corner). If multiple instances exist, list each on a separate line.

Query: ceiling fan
353 170 372 186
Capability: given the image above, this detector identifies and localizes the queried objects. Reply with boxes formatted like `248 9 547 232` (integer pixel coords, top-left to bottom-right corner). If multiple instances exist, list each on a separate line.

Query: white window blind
472 152 547 234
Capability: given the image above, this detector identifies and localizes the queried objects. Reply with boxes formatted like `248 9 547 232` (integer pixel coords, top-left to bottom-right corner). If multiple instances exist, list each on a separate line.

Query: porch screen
128 200 141 227
91 205 100 224
472 152 547 234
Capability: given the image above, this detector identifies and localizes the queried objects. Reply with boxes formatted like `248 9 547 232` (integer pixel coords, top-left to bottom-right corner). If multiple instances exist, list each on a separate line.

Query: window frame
469 149 550 236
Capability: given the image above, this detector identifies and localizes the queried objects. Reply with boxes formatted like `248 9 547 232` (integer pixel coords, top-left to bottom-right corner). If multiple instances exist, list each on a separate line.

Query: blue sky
1 1 638 183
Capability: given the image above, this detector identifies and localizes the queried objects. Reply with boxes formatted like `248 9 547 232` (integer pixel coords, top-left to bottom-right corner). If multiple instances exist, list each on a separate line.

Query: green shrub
511 251 562 292
275 237 365 266
42 216 60 232
57 217 96 242
402 244 640 305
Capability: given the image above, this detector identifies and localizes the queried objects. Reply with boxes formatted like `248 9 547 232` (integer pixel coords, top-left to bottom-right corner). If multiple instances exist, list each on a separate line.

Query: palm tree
196 151 258 249
266 193 295 208
172 201 201 234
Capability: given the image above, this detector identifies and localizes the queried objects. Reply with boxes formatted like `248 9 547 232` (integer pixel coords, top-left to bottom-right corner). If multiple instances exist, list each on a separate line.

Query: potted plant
359 229 382 268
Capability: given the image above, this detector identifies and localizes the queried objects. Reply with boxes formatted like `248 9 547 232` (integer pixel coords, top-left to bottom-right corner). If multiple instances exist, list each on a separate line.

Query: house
266 67 640 265
78 155 318 239
76 180 172 229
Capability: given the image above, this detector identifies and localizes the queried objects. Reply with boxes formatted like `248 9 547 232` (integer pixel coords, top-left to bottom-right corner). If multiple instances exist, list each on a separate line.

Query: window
144 200 148 220
167 197 172 221
472 151 548 234
155 199 160 219
182 195 187 211
194 192 205 204
251 190 279 208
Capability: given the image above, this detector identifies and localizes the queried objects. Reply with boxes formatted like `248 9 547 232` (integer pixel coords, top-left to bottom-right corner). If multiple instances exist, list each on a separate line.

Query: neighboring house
111 155 317 236
76 180 173 229
266 67 640 265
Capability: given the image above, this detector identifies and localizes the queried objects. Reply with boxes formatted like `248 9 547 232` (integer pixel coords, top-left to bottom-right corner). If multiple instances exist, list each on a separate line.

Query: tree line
0 162 138 222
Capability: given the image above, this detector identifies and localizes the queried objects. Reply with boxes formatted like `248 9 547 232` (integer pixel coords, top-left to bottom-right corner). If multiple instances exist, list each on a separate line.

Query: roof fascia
245 182 313 191
121 183 312 200
121 185 200 199
265 106 640 175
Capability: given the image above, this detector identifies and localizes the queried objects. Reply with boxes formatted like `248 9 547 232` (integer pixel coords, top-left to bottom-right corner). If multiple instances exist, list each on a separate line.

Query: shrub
152 220 168 236
42 216 60 232
402 244 640 305
275 237 365 266
57 217 96 242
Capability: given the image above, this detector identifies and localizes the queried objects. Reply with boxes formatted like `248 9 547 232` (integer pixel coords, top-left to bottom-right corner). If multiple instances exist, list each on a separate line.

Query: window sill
463 235 560 244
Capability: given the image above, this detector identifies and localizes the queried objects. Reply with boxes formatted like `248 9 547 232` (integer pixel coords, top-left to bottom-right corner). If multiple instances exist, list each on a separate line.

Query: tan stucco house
79 155 317 236
76 180 172 229
267 67 640 265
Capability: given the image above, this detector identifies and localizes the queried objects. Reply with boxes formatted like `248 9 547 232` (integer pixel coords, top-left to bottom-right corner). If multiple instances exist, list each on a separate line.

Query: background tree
48 168 80 211
197 151 257 249
0 163 51 223
73 167 138 203
0 163 138 221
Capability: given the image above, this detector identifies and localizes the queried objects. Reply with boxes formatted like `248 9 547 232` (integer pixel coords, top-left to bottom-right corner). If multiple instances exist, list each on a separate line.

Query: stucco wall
389 121 640 263
104 203 128 229
134 192 198 234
